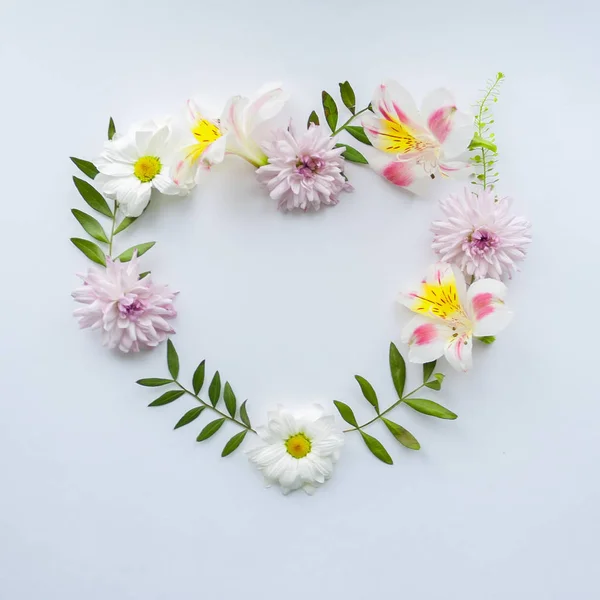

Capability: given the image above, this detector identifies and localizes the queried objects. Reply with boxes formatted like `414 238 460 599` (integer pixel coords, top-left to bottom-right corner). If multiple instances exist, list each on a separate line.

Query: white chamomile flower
247 404 344 495
96 119 196 218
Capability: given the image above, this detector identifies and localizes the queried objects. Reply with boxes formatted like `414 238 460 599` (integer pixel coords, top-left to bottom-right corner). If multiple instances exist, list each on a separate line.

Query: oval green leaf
333 400 358 427
71 209 109 243
355 375 379 414
403 398 457 420
208 371 221 407
138 271 151 279
321 91 338 131
116 242 155 262
148 389 185 407
174 406 205 429
70 237 106 266
70 157 99 179
197 418 226 441
307 110 320 128
360 431 393 465
423 360 436 383
108 116 116 140
339 81 356 114
425 380 441 391
73 176 112 218
335 143 368 164
221 430 248 457
224 382 236 418
240 400 252 428
389 342 406 399
113 216 137 235
136 378 173 387
344 125 372 146
166 339 179 379
382 418 420 450
192 360 206 395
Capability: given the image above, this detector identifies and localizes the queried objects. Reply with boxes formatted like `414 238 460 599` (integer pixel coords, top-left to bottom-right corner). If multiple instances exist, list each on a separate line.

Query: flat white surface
1 1 599 598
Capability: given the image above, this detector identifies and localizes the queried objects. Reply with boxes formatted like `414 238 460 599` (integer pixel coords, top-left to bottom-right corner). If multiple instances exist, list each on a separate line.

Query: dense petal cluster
247 404 344 494
72 254 177 352
257 124 352 211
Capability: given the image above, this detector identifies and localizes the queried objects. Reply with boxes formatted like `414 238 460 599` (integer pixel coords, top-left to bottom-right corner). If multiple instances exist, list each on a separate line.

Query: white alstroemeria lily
363 81 474 194
173 84 289 185
96 119 195 218
399 262 512 371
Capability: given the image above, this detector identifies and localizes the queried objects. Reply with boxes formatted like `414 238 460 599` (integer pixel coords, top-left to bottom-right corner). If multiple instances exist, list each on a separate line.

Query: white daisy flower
96 120 195 218
247 404 344 495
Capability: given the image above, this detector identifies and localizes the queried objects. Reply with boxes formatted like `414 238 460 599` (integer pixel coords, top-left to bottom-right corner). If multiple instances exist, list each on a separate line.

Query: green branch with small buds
333 343 457 465
136 340 256 457
69 117 154 268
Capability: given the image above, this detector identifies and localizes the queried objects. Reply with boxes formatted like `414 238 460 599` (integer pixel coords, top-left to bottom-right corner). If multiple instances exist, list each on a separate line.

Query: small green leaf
434 373 445 383
70 157 99 179
240 400 252 428
333 400 358 427
344 125 372 146
71 209 109 243
335 143 368 164
389 342 406 399
307 110 320 128
197 418 225 441
339 81 356 114
192 360 206 395
221 430 248 457
148 389 185 407
477 336 496 344
423 361 436 383
167 339 179 379
355 375 379 414
224 382 237 417
139 271 151 279
70 238 106 266
136 378 173 387
73 177 113 218
425 380 441 391
113 216 137 235
174 406 205 429
360 431 393 465
208 372 221 407
108 117 116 140
403 398 457 420
382 418 420 450
321 91 338 131
116 242 155 262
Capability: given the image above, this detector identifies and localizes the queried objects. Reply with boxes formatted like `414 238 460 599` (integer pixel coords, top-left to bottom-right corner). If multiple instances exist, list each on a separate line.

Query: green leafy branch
70 117 154 268
136 340 255 457
334 343 457 464
469 72 505 189
307 80 373 166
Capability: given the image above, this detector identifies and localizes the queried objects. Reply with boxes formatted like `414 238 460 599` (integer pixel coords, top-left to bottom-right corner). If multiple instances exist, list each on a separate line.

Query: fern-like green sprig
470 72 505 189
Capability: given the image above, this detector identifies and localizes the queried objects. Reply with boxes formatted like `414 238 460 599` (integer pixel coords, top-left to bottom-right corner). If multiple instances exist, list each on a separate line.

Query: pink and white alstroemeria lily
399 262 512 371
173 84 289 185
363 81 474 194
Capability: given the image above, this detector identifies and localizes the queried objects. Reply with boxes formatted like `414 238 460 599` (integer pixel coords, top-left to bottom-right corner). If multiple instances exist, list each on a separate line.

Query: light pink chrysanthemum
431 187 532 279
256 124 352 211
72 254 177 352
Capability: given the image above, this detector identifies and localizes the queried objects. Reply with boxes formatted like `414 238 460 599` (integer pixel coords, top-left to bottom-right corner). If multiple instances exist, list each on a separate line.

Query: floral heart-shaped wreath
70 73 531 495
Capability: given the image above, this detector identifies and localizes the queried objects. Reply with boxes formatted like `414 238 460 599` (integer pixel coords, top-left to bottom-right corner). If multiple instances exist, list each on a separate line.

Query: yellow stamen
413 280 464 320
191 118 222 154
285 433 312 459
133 156 162 182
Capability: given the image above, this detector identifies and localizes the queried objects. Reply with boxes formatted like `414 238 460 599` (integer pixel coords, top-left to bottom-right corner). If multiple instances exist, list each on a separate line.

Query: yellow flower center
285 433 312 459
134 156 162 182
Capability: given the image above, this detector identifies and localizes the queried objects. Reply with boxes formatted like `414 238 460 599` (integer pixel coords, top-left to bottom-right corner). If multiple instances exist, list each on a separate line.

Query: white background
1 0 599 598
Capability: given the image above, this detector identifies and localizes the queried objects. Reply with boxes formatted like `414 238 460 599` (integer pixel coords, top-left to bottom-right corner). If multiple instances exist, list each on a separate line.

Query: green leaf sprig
469 72 505 189
137 340 256 457
70 117 154 266
334 343 456 464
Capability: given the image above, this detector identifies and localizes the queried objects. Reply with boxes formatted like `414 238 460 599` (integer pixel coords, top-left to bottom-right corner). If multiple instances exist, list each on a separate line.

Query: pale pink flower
72 254 177 352
256 123 352 211
431 187 532 279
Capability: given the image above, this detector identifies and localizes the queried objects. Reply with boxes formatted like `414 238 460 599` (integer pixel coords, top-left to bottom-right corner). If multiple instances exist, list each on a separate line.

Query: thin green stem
343 383 427 434
330 106 370 137
108 200 117 258
175 381 257 434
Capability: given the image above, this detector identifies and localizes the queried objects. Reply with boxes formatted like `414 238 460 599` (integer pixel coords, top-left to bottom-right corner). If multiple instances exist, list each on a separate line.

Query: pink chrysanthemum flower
256 123 352 211
431 187 532 279
72 254 177 352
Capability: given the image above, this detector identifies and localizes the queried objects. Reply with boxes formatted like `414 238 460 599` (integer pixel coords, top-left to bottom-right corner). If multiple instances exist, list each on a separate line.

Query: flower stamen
134 156 162 182
285 433 312 459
